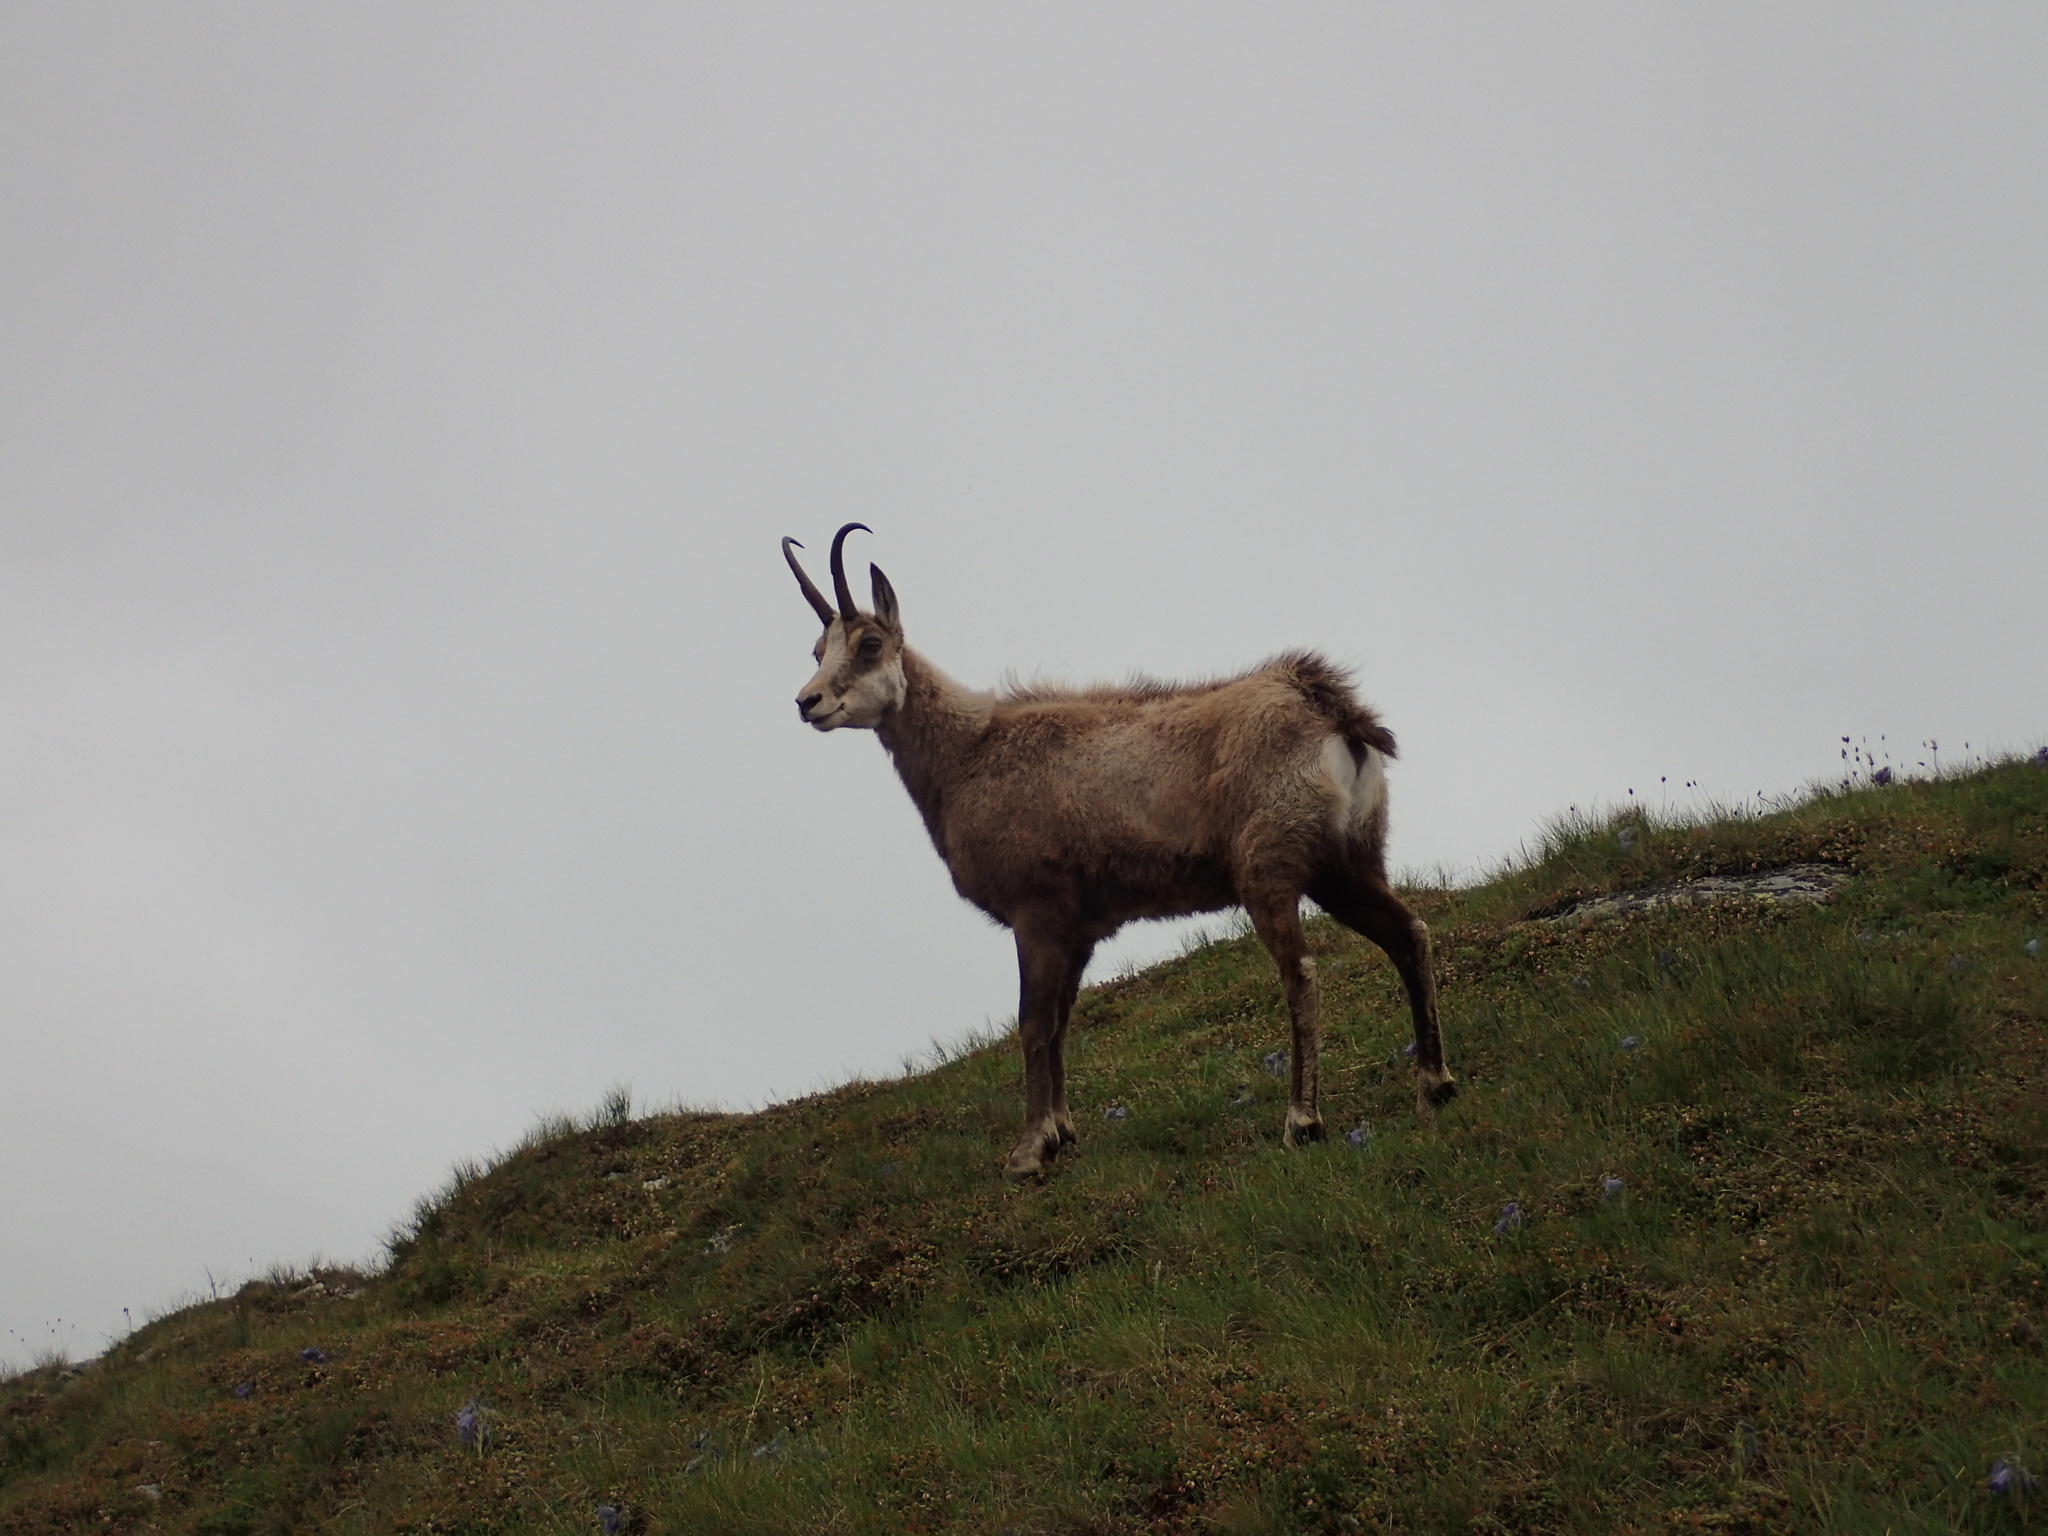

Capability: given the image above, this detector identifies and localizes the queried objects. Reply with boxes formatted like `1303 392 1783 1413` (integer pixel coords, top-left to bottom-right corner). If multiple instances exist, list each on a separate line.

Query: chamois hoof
1282 1108 1326 1149
1002 1124 1065 1181
1415 1068 1459 1112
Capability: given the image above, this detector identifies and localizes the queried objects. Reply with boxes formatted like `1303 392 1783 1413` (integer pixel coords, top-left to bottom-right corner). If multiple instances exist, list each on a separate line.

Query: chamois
784 524 1454 1179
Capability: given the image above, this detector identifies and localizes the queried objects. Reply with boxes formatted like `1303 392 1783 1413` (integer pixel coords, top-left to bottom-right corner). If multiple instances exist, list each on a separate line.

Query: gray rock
1537 863 1851 925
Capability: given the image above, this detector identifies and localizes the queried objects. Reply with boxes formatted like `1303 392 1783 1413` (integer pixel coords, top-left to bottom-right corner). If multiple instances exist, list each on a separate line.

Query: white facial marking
798 620 905 731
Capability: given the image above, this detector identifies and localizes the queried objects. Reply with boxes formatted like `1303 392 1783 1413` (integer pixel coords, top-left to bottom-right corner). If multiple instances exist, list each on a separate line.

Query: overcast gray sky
4 5 2044 1369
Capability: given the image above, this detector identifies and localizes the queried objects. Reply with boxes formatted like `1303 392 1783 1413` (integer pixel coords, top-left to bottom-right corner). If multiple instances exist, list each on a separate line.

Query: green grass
6 760 2048 1534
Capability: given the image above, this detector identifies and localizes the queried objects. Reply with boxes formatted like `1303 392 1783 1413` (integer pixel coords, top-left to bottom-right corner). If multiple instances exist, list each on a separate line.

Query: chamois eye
858 635 884 660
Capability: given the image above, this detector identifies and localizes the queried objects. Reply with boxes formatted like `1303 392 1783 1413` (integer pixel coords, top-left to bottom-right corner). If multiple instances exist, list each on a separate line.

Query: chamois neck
876 647 989 846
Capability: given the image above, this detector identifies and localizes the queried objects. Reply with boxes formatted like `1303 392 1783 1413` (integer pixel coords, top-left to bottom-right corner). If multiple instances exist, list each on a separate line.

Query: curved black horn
829 522 871 619
782 537 835 625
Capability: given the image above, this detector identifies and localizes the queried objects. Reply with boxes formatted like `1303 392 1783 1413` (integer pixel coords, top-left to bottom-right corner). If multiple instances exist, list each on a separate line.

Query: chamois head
784 523 904 731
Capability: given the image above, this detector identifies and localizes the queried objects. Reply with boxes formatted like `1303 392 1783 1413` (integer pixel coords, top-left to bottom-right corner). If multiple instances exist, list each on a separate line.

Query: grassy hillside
6 760 2048 1535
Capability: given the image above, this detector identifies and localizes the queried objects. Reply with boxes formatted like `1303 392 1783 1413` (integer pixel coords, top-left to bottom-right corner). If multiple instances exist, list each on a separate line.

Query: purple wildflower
1602 1177 1624 1202
456 1395 491 1451
1346 1126 1369 1148
597 1506 622 1535
1102 1104 1128 1121
1493 1202 1525 1235
1402 1041 1418 1058
233 1380 253 1400
2026 938 2040 959
1872 766 1892 786
298 1347 327 1365
1620 1036 1640 1052
2034 746 2048 768
1989 1455 2039 1497
1263 1049 1288 1078
1571 975 1591 995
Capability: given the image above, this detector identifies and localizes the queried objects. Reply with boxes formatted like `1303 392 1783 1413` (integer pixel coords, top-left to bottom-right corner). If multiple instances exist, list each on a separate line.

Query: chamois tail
1273 651 1397 761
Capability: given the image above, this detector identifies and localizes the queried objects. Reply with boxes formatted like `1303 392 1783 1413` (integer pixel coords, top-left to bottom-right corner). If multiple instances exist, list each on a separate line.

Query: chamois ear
870 564 901 632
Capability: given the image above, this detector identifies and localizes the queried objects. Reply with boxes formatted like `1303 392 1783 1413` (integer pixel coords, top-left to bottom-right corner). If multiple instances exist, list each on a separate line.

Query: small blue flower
456 1395 492 1450
1493 1202 1524 1235
298 1347 327 1365
1346 1126 1369 1148
597 1507 622 1536
1571 975 1591 995
1620 1036 1639 1052
2027 938 2041 959
1402 1041 1417 1058
1989 1455 2039 1497
752 1431 790 1462
2034 746 2048 768
1602 1177 1624 1202
233 1380 254 1400
1102 1104 1128 1120
1872 766 1893 786
1263 1049 1288 1078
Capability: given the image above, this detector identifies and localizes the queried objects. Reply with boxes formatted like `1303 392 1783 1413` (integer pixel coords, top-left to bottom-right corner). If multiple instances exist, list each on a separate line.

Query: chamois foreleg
1004 922 1089 1180
1047 938 1096 1149
1314 873 1457 1110
1244 889 1326 1148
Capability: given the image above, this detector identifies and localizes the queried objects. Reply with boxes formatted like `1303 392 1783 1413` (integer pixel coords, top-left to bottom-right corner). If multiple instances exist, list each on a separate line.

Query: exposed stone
1537 863 1850 925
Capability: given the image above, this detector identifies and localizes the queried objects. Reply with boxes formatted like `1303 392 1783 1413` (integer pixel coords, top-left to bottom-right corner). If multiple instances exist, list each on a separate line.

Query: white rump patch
1320 737 1387 836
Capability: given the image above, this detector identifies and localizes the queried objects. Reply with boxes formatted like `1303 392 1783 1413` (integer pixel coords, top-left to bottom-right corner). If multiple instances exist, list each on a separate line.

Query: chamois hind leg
1243 888 1326 1148
1313 871 1456 1110
1003 923 1089 1180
